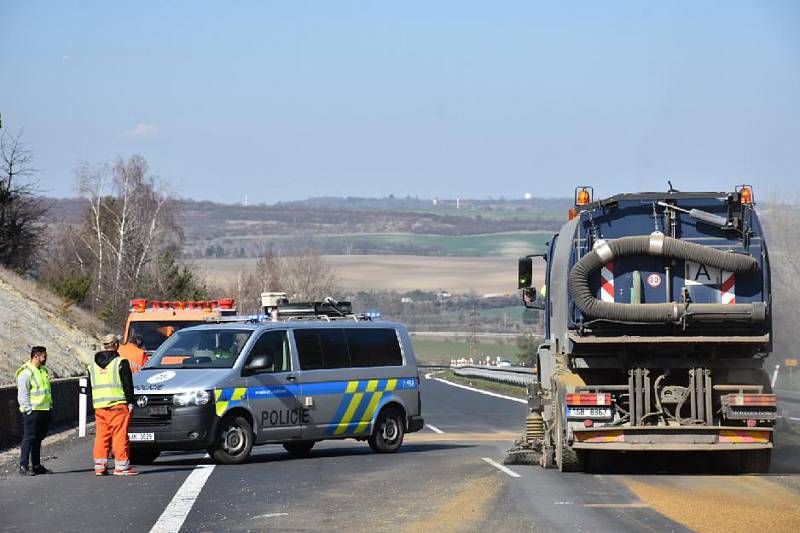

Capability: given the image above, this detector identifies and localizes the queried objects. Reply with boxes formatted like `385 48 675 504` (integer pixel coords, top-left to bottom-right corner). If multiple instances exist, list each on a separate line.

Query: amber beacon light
736 184 754 205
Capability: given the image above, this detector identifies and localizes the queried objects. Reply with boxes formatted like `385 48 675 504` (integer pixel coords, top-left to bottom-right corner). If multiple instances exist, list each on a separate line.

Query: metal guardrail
452 365 535 387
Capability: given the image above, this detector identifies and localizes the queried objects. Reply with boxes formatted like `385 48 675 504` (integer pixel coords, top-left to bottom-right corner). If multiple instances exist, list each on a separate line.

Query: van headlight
173 390 210 406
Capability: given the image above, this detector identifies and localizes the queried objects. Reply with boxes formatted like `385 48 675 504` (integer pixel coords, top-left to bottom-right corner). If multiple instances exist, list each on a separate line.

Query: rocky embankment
0 269 101 386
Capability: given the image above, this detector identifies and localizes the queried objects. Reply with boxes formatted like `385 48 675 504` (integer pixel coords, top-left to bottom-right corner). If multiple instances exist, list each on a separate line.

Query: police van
128 299 424 465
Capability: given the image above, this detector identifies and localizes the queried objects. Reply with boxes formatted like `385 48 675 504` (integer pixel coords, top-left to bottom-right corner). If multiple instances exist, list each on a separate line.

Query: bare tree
76 162 109 310
0 130 46 271
215 248 339 312
69 155 186 324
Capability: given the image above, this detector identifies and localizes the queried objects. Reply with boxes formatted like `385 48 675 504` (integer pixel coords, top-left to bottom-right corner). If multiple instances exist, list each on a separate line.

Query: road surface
1 376 799 532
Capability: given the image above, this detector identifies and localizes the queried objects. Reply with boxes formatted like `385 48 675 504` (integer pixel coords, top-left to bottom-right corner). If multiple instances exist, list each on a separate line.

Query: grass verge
436 369 527 399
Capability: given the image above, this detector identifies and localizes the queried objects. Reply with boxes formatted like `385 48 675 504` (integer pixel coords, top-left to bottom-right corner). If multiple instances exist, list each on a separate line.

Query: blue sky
1 1 798 203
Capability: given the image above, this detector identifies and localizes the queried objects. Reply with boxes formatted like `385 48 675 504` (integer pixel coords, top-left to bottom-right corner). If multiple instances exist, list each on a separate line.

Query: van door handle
286 375 297 381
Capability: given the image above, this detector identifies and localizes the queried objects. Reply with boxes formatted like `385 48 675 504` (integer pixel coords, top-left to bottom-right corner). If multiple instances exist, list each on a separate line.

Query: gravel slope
0 274 100 386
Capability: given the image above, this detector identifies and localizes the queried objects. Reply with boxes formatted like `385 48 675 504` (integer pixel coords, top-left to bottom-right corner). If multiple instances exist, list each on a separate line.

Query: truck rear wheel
555 409 584 472
740 449 771 474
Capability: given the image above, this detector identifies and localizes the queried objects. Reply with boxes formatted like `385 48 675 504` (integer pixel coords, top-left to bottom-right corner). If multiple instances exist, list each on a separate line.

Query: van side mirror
518 257 533 289
244 354 273 373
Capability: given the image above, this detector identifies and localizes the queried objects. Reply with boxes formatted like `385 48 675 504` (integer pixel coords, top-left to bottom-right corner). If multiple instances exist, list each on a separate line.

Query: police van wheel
210 415 254 464
130 448 160 465
282 441 315 458
368 407 404 453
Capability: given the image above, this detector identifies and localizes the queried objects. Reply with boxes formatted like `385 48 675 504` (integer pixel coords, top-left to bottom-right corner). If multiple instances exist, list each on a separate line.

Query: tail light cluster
721 393 776 421
565 393 611 406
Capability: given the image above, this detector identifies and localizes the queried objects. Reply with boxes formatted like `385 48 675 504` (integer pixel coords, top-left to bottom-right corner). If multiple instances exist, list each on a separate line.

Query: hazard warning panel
684 261 735 304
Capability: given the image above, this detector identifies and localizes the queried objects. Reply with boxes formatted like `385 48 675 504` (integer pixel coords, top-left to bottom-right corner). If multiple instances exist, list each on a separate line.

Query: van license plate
567 407 612 419
128 432 155 442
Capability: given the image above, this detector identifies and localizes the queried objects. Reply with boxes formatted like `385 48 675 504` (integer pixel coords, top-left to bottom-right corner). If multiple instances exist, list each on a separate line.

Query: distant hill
43 195 568 258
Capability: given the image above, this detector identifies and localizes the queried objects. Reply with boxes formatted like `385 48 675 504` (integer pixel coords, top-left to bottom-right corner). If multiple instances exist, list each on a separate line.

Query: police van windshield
128 321 205 351
146 328 253 369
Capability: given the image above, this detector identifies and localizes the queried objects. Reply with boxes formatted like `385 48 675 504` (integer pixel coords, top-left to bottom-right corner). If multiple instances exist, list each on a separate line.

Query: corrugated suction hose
568 234 766 323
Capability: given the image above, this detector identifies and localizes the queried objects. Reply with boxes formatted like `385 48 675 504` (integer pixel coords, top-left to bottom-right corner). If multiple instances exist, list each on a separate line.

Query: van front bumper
128 403 219 451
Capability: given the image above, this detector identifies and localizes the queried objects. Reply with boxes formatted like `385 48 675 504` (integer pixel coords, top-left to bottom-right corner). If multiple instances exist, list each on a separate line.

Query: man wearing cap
88 334 138 476
17 346 53 476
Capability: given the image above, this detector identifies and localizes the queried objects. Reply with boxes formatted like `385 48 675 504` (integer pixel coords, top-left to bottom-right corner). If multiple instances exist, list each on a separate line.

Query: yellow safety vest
16 362 52 412
89 357 127 409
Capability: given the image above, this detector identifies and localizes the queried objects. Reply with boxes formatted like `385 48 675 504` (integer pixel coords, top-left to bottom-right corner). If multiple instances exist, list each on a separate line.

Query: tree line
1 129 342 330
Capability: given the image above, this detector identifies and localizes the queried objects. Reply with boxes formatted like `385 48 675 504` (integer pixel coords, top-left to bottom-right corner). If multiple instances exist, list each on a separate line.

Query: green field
217 231 550 257
443 305 527 322
404 206 565 222
338 232 549 256
410 337 519 365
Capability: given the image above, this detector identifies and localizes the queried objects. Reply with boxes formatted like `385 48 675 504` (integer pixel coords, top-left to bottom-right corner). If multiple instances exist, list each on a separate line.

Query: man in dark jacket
88 334 138 476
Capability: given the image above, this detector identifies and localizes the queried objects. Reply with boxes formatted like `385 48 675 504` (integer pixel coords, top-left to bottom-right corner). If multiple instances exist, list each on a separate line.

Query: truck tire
555 400 585 472
740 449 771 474
130 448 160 465
368 407 404 453
210 415 254 465
283 441 315 458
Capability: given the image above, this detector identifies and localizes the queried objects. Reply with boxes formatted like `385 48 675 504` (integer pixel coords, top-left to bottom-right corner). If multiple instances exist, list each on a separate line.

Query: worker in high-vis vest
89 334 138 476
16 346 53 476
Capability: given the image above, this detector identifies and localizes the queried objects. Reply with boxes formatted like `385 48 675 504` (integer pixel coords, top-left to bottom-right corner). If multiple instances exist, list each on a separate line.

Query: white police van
128 300 423 465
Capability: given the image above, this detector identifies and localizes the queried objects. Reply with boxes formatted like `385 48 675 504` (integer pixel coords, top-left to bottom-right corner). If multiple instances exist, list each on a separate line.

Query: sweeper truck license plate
566 407 612 419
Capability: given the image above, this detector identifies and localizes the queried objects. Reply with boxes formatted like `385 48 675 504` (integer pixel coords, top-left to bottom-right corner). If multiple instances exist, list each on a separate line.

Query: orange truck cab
120 299 236 370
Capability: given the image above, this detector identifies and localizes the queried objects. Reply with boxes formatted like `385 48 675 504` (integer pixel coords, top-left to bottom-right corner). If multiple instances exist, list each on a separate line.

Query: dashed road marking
434 378 527 404
425 424 445 434
482 457 521 478
150 462 216 533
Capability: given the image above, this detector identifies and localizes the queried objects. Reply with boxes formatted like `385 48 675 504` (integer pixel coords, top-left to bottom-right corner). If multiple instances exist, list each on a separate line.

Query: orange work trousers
93 404 131 473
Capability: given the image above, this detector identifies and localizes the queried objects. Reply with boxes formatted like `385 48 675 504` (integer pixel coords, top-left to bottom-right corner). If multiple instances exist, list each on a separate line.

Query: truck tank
515 186 776 473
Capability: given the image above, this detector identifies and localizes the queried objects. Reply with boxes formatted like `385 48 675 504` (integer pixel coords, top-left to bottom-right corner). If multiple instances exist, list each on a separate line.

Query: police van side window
295 329 323 370
247 330 290 372
295 329 351 370
318 329 350 369
346 329 403 367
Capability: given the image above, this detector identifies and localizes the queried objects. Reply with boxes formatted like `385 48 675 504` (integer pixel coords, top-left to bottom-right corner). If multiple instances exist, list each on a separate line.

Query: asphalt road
1 376 799 532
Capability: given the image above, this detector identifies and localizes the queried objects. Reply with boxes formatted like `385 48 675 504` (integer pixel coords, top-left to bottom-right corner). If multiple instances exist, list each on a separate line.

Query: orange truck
118 298 236 371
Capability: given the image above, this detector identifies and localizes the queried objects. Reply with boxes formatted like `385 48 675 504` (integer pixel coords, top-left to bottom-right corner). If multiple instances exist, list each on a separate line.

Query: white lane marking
425 424 444 434
150 463 216 533
790 417 800 421
482 457 521 478
253 512 290 519
424 370 445 379
434 378 527 404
